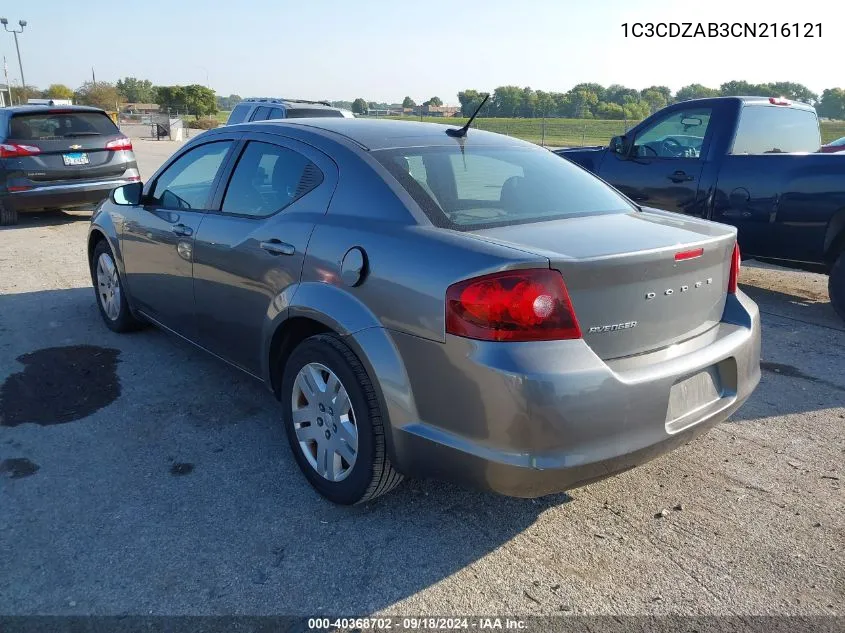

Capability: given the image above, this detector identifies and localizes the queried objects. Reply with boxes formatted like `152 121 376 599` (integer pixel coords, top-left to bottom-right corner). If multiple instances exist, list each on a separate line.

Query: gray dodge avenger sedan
88 117 761 504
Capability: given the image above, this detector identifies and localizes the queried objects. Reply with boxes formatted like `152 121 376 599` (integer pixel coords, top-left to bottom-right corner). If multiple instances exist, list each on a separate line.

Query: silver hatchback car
88 118 761 504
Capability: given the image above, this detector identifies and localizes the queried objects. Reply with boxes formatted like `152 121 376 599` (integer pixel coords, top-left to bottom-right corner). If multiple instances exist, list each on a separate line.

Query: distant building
419 105 460 117
123 103 160 114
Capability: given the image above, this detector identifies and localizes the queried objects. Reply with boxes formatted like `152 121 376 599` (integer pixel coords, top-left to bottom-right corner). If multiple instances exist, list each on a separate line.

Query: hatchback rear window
226 103 251 125
8 112 119 140
284 108 344 119
373 145 634 229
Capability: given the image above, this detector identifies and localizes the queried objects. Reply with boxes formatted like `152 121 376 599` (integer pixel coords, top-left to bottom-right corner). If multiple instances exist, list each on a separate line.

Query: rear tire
0 202 18 226
90 240 144 333
280 334 403 504
829 249 845 321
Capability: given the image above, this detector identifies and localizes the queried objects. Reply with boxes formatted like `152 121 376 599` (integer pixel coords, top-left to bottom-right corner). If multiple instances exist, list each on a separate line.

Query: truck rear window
8 112 119 140
374 145 633 230
731 105 821 154
284 109 344 119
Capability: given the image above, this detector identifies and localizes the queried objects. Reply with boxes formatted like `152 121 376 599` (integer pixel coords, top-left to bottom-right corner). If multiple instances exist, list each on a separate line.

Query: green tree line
457 81 845 120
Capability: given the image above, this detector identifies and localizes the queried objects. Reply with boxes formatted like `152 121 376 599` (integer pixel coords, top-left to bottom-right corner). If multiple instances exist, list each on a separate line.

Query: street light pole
0 18 27 94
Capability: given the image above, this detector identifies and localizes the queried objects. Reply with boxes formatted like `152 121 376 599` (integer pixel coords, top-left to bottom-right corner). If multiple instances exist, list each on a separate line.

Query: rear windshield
284 108 344 119
226 103 251 125
731 105 821 154
373 145 634 229
8 111 119 140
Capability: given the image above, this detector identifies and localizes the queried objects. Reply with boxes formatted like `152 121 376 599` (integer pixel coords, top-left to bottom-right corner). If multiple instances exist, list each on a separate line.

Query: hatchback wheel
830 248 845 321
91 240 144 332
0 202 18 226
281 334 403 504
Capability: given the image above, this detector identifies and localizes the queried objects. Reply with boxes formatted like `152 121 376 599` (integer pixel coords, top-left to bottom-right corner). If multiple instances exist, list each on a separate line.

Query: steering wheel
660 137 686 157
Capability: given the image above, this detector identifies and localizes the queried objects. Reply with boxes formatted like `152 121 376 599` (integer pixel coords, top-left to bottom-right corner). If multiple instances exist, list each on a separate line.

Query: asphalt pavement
0 138 842 617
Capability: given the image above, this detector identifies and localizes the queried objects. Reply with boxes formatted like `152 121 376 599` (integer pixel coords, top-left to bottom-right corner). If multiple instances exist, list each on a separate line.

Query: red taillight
106 137 133 151
769 97 791 106
728 243 741 294
0 143 41 158
446 268 581 342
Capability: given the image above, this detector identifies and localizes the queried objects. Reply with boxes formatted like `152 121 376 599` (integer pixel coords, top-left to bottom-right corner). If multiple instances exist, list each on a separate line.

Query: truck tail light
0 143 41 158
728 243 741 294
446 269 582 342
769 97 791 106
106 137 133 151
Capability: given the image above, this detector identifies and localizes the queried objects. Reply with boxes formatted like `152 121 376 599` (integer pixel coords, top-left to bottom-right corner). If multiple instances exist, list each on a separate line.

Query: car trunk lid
467 210 737 360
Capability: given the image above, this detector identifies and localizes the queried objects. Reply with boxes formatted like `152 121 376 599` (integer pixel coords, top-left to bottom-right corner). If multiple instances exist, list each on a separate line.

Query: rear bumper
2 177 137 212
383 291 761 497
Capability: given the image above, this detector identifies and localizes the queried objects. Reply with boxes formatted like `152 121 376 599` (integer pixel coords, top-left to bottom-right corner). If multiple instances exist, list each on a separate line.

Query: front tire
281 334 403 504
0 201 18 226
91 240 144 333
829 248 845 321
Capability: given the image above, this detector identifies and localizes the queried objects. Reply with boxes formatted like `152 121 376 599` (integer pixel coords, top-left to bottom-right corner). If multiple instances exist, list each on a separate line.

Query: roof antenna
446 93 490 138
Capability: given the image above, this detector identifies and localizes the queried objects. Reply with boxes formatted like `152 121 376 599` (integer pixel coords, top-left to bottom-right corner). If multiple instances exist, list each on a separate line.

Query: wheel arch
823 207 845 268
263 281 421 473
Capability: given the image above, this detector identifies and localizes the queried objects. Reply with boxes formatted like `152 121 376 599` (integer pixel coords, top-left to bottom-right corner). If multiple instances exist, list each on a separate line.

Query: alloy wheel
96 252 121 321
290 362 358 482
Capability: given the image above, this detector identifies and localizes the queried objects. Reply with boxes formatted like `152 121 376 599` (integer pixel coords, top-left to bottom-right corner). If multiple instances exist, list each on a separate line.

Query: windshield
731 105 821 154
9 112 119 140
373 145 634 229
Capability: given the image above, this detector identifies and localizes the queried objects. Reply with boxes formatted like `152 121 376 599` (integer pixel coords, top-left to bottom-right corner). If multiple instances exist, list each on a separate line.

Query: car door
192 133 338 375
120 139 235 339
597 106 714 216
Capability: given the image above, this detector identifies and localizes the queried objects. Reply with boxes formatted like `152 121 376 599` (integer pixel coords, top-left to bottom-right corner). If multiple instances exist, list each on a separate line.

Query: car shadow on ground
0 287 570 615
0 209 92 230
739 281 843 332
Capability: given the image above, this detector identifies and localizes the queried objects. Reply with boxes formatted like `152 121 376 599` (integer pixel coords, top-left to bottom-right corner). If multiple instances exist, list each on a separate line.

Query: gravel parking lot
0 138 842 617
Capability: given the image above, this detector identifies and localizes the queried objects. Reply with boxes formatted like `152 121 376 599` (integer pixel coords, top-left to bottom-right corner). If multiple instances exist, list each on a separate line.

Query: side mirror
111 181 143 206
609 135 628 156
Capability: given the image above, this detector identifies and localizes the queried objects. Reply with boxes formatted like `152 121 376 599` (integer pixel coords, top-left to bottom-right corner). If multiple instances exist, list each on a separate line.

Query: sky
1 0 837 104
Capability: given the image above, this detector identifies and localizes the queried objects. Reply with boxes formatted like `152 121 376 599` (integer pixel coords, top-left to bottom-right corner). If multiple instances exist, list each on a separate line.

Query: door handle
171 223 193 236
260 239 295 256
668 171 694 183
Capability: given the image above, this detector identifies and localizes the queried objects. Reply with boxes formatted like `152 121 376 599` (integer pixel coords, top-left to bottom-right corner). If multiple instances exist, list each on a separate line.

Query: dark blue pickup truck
556 96 845 319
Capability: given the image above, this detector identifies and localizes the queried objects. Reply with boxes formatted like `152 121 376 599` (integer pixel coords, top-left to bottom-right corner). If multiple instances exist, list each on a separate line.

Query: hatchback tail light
106 137 133 151
0 143 41 158
728 243 741 294
446 268 581 342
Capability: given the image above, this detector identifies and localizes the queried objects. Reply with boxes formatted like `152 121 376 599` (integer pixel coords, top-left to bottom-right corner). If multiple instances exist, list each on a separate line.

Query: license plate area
62 152 89 166
665 364 728 433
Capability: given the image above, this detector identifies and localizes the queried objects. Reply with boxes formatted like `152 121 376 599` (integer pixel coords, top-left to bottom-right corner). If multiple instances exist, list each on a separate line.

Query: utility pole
0 18 27 95
92 67 96 83
3 56 12 106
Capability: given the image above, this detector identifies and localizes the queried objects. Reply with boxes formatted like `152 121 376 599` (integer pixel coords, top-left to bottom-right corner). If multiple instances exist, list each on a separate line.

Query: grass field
214 111 845 146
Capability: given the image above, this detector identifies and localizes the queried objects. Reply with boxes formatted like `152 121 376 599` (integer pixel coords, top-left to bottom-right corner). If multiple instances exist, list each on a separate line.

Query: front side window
731 105 821 154
150 141 232 209
374 145 634 229
221 141 323 217
633 108 712 159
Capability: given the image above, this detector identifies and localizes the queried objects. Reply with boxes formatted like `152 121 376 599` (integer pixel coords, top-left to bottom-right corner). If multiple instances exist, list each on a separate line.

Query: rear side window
284 108 344 119
267 108 284 120
221 141 323 217
374 145 634 229
731 106 821 154
226 104 251 125
151 141 232 209
8 112 119 140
